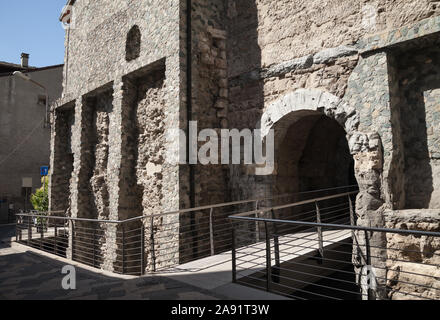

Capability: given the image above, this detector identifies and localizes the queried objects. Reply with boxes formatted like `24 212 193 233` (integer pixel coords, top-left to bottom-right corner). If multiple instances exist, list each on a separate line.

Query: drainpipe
187 0 195 209
187 0 197 259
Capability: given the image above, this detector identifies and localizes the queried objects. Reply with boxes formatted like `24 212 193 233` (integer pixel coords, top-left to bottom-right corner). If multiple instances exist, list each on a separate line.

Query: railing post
27 216 32 246
141 221 145 275
364 230 375 300
316 201 324 260
122 224 125 274
349 195 356 239
270 209 280 283
54 220 58 256
255 201 260 243
93 225 96 268
150 216 156 272
70 220 75 261
19 217 23 241
209 208 215 256
264 221 272 292
231 226 237 283
15 216 19 242
40 219 44 250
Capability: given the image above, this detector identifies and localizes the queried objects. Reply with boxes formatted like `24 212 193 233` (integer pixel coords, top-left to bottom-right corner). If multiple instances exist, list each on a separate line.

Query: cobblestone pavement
0 225 224 300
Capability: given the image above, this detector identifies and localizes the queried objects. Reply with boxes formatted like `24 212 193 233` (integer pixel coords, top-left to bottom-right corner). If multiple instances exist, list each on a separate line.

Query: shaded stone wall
49 104 75 214
393 45 440 209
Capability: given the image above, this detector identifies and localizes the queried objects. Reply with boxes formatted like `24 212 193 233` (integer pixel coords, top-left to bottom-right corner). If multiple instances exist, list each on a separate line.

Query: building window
126 25 141 62
22 177 33 188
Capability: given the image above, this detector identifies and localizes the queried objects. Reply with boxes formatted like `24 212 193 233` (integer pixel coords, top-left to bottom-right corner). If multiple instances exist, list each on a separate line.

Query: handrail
17 186 359 224
231 191 359 218
16 213 121 224
228 215 440 237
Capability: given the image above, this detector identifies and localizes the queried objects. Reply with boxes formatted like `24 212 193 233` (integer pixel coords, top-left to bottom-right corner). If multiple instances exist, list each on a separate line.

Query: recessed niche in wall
52 101 75 212
390 35 440 209
126 25 141 62
81 83 114 221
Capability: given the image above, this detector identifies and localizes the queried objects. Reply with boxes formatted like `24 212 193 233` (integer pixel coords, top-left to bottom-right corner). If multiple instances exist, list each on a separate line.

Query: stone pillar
100 79 124 272
345 50 405 299
66 99 83 260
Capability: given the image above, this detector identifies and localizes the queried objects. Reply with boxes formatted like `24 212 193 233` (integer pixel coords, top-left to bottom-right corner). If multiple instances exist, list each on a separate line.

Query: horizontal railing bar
270 270 363 297
231 191 358 218
17 187 359 225
230 216 440 237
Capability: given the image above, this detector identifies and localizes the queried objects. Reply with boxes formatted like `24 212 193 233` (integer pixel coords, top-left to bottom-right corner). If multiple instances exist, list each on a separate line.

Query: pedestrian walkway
0 225 285 300
0 225 223 300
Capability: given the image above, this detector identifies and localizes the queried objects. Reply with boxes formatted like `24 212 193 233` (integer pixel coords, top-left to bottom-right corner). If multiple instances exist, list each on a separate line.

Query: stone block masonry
49 0 440 298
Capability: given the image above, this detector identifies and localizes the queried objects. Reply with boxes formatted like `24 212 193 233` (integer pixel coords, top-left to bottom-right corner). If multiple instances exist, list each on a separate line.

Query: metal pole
15 216 19 242
150 216 156 272
122 225 125 274
231 227 236 283
255 200 260 243
45 91 49 128
270 209 280 283
364 230 375 300
70 220 75 261
316 201 324 260
93 226 96 267
209 208 215 256
40 219 44 250
141 221 145 275
349 195 356 239
54 221 58 256
265 221 272 292
28 216 31 245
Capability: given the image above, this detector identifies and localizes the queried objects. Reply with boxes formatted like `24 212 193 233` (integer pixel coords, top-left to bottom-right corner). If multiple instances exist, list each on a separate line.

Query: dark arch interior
276 113 356 195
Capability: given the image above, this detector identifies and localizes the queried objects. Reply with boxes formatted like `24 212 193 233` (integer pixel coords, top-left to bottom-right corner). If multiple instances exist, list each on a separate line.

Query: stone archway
259 88 360 143
255 88 388 299
256 88 386 218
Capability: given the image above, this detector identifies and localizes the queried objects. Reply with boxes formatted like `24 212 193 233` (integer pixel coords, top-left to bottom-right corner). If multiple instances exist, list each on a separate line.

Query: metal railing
229 194 440 300
15 186 358 275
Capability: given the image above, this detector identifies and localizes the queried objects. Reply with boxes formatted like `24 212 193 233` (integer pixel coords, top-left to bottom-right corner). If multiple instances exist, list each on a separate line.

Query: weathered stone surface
49 1 440 300
313 46 358 65
384 209 440 300
260 55 313 78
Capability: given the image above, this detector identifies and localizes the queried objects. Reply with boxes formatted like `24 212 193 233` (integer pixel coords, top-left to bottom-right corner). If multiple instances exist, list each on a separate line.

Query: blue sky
0 0 67 67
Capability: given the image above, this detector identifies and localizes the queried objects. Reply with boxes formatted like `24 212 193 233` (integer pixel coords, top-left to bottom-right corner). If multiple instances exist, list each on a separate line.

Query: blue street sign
40 166 49 176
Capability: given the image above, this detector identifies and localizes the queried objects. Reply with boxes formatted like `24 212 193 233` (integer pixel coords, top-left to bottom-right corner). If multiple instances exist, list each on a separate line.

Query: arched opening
126 25 141 62
276 111 355 196
273 110 357 224
269 110 360 299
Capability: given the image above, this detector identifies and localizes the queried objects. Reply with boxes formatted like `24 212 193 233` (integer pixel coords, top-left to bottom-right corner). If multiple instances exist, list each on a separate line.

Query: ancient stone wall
227 0 440 72
225 0 440 205
50 0 440 287
393 45 440 209
52 0 185 272
49 104 75 214
385 210 440 300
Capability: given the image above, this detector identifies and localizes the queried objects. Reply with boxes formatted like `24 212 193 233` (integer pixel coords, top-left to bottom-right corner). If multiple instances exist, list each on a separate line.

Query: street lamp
13 71 49 128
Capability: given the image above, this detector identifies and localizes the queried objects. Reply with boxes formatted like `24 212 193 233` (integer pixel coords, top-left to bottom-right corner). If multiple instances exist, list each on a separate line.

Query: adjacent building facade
50 0 440 298
0 55 63 222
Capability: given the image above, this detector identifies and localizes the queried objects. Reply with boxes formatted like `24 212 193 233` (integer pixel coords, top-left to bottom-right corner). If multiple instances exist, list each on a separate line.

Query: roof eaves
59 0 77 21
